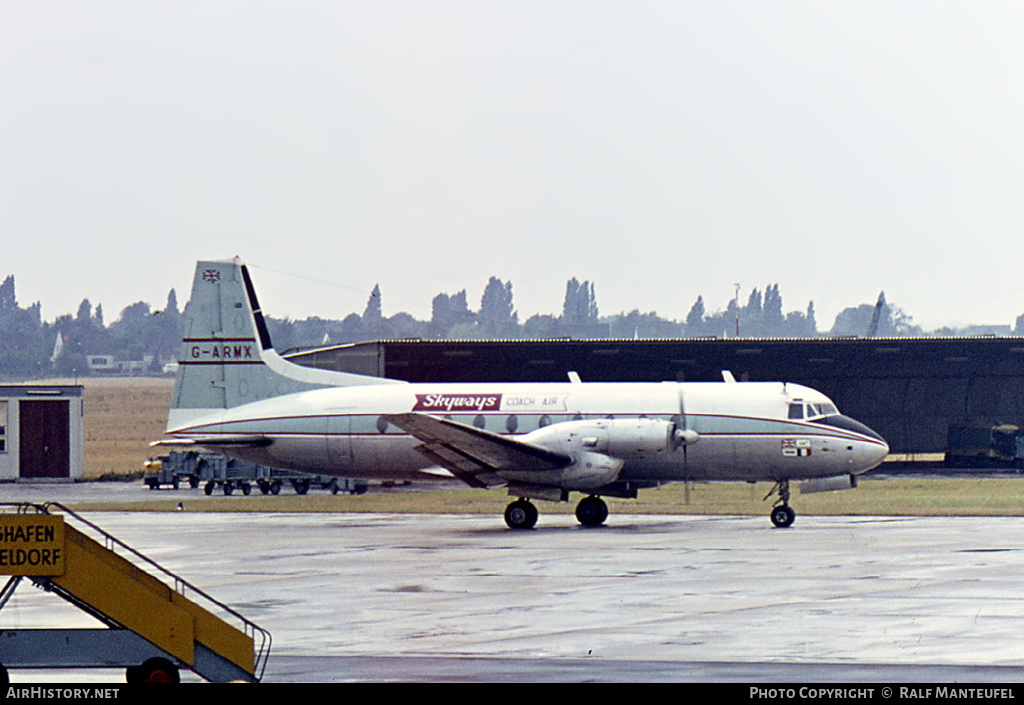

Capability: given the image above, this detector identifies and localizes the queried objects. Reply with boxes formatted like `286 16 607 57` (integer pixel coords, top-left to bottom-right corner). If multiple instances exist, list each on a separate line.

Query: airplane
158 258 889 529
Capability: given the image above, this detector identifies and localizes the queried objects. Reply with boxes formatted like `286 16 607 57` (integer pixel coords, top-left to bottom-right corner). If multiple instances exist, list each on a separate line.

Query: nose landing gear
770 502 796 528
766 480 796 528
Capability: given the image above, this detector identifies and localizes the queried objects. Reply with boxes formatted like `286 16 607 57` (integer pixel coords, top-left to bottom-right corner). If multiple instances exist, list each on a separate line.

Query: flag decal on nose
782 438 812 457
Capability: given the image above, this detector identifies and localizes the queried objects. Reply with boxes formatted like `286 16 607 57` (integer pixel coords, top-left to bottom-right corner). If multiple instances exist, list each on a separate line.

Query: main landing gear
766 479 796 528
504 495 609 530
575 495 609 527
504 499 539 529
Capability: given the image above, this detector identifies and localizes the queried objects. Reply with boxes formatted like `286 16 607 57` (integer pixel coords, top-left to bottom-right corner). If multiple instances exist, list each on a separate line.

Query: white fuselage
167 380 889 485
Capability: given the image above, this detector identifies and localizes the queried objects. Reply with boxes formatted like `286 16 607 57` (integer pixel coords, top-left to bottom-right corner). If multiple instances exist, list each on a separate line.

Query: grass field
64 377 1024 517
69 476 1024 517
79 376 175 479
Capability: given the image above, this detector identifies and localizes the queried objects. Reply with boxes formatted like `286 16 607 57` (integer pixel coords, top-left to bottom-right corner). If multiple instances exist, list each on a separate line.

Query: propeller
672 388 700 452
672 387 699 501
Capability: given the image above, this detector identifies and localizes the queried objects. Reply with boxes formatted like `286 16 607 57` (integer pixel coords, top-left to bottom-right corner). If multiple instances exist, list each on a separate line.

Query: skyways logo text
413 394 502 413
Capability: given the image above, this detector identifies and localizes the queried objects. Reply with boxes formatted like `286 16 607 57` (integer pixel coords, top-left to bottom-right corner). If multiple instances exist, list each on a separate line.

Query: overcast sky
2 1 1023 332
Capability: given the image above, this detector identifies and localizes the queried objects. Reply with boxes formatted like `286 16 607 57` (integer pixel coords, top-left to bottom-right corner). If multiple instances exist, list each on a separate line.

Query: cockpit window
789 401 839 421
806 403 839 419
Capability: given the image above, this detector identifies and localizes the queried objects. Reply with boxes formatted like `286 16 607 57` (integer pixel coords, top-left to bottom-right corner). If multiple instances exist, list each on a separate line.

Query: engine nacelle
524 417 680 460
498 449 625 491
497 418 691 492
560 451 625 490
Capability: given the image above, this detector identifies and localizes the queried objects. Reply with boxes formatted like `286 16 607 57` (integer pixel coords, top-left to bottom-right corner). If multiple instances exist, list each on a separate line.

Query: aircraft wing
383 412 571 489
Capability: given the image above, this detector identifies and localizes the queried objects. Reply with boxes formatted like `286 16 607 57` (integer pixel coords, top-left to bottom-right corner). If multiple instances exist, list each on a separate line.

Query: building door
19 400 70 479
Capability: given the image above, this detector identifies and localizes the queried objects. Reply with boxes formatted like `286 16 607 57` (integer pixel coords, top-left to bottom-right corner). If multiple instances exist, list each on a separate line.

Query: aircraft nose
822 414 889 472
860 420 889 468
867 437 889 469
855 424 889 472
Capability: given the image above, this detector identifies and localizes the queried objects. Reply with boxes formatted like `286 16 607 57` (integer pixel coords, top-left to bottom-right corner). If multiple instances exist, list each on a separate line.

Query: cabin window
376 416 389 434
539 415 551 428
473 415 486 429
506 415 518 433
788 403 804 420
0 401 5 452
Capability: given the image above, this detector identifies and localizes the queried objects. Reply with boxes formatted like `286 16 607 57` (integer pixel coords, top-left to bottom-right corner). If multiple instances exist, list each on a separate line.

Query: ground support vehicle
146 451 368 496
945 423 1024 469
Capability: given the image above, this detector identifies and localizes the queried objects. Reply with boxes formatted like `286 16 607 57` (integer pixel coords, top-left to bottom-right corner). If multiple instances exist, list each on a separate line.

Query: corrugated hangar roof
284 337 1024 456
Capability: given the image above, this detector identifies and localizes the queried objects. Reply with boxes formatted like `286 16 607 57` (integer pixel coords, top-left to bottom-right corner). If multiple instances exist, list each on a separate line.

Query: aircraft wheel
204 481 215 496
504 499 538 530
770 504 796 528
575 496 609 527
127 657 180 684
270 480 282 495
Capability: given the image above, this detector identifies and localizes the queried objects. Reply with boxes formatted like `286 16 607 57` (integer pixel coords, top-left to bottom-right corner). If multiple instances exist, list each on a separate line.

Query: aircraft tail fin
168 258 399 431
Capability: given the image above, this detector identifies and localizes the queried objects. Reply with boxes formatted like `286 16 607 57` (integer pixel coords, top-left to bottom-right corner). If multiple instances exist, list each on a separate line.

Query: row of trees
0 275 186 377
236 279 944 350
0 271 1003 378
683 284 819 339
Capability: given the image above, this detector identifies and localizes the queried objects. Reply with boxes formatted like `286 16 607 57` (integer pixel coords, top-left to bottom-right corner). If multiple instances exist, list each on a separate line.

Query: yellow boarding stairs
0 503 270 683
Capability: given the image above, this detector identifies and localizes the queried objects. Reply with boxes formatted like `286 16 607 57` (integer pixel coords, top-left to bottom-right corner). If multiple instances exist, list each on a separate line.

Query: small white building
0 385 84 481
85 355 116 372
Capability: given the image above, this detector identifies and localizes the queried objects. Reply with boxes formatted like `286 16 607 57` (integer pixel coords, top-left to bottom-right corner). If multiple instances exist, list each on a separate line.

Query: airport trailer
144 450 368 496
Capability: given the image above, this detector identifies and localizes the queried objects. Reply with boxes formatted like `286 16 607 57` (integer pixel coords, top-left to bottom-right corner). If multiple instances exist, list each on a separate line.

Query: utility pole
734 283 740 337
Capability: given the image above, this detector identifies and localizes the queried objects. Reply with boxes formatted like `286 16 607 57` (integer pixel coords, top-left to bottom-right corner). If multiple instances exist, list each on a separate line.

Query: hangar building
0 385 84 481
284 337 1024 457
